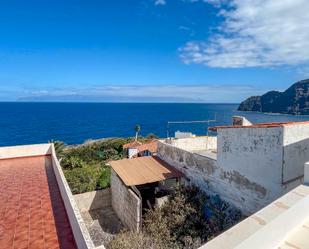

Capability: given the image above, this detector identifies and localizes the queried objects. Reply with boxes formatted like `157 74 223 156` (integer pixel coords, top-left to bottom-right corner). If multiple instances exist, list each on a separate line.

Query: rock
238 79 309 115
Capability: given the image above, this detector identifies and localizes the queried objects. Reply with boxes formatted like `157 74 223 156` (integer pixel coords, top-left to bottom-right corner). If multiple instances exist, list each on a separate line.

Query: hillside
238 79 309 115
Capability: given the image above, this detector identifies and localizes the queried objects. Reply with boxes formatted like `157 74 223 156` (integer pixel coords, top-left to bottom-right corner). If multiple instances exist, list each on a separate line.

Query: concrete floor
192 149 217 160
81 207 123 247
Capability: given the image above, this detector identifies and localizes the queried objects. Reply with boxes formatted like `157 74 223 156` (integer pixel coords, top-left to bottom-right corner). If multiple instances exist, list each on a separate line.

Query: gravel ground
81 207 123 247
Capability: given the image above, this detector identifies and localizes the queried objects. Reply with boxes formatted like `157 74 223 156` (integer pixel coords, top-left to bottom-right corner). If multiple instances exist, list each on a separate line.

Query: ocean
0 102 308 147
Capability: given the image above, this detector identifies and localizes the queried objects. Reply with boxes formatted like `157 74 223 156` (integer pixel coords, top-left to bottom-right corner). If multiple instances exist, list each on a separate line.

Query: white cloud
180 0 309 69
154 0 166 6
18 84 267 103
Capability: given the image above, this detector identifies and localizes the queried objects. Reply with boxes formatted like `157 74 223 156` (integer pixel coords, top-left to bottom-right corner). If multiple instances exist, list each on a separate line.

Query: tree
134 124 141 141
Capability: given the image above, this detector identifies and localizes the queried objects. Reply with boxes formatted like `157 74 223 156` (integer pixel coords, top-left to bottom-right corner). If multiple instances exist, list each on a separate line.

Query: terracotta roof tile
123 141 142 149
0 155 77 249
136 140 158 154
209 120 309 131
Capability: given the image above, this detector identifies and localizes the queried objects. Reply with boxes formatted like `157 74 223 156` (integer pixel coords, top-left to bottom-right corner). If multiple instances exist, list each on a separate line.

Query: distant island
238 79 309 115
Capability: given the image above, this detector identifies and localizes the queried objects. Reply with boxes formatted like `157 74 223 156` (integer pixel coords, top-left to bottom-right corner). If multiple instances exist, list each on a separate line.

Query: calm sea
0 102 308 146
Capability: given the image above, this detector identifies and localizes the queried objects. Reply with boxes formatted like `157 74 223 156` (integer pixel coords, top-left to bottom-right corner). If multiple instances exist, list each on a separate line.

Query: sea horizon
1 102 309 147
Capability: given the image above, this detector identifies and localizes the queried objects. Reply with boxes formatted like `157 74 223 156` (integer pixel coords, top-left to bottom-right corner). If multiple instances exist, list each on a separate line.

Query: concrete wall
165 136 217 151
217 127 285 206
158 141 263 214
282 123 309 183
74 189 111 212
158 133 302 215
111 169 141 231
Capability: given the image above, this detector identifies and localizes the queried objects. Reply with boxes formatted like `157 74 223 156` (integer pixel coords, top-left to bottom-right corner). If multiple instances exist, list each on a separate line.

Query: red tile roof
209 120 309 131
0 155 77 249
136 140 158 154
123 141 142 149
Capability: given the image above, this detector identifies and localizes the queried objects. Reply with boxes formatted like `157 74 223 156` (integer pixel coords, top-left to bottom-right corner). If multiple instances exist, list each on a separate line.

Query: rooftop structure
122 141 142 149
122 140 158 158
110 156 183 186
159 118 309 214
109 156 184 232
135 140 158 156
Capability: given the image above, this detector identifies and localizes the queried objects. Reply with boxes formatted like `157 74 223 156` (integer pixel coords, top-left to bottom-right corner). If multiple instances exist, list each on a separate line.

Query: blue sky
0 0 308 102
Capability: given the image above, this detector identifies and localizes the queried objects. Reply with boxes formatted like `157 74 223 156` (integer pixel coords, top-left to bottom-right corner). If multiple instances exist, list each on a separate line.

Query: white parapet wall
199 184 309 249
165 136 217 152
50 144 96 249
0 143 52 159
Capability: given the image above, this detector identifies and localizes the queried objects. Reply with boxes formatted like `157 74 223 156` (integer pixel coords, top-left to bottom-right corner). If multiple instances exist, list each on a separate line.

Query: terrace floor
0 155 77 249
81 207 123 247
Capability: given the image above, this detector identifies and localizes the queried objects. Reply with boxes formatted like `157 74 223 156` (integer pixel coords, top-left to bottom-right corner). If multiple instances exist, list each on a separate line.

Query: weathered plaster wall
158 141 263 214
158 125 308 215
282 123 309 183
217 127 286 203
111 169 141 231
74 189 111 212
165 136 217 151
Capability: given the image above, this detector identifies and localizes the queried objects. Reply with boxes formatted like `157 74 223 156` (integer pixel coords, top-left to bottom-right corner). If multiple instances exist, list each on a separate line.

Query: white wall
217 127 284 201
165 136 217 151
50 145 96 249
282 123 309 183
158 125 306 214
128 148 138 158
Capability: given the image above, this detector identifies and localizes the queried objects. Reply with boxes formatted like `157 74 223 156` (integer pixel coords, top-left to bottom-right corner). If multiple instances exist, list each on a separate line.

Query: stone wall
74 189 111 212
111 169 141 231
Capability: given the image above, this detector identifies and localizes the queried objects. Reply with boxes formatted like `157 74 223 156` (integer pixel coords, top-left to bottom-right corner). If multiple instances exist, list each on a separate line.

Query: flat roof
209 120 309 131
0 155 77 249
109 156 184 186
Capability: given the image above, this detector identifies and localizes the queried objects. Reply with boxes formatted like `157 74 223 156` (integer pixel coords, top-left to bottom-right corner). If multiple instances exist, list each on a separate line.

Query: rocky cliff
238 79 309 115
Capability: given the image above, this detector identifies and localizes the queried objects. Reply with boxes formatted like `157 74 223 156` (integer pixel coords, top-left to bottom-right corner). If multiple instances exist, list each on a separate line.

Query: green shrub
62 156 85 169
97 167 111 189
64 164 111 194
109 186 242 249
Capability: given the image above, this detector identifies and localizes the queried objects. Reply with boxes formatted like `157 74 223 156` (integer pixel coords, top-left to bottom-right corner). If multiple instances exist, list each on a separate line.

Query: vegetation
108 186 243 249
134 124 141 141
52 136 158 194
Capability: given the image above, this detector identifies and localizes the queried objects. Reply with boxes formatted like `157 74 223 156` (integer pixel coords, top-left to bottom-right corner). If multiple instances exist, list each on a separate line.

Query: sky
0 0 309 103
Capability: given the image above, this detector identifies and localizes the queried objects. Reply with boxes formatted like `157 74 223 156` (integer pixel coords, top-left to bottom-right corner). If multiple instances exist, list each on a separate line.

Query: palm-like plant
134 124 141 141
48 140 66 158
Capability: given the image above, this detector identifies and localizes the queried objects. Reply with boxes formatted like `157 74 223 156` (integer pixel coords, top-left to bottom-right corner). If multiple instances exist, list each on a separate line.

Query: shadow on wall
88 189 123 235
282 137 309 184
